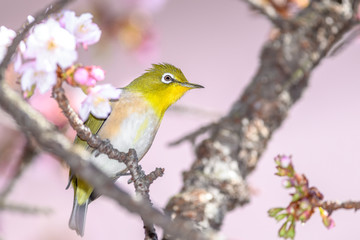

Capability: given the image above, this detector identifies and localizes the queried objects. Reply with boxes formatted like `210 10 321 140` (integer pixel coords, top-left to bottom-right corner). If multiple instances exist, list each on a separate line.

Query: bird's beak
177 81 204 89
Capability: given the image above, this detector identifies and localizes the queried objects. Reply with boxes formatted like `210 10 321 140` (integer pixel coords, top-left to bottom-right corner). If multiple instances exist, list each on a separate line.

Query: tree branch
122 149 162 240
164 0 360 236
168 122 217 146
0 202 52 215
318 200 360 213
0 140 37 203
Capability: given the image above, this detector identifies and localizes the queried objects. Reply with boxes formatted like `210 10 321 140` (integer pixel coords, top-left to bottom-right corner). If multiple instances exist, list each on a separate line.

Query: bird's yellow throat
125 63 203 118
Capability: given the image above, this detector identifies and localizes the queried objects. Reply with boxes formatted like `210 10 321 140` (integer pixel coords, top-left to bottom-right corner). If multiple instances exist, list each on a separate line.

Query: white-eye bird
68 63 203 236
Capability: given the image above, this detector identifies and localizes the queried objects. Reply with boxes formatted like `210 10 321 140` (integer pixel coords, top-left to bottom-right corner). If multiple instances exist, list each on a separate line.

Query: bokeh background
1 0 360 239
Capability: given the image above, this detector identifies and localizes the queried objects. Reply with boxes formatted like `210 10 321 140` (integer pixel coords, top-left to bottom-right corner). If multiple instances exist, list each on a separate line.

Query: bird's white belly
89 110 159 178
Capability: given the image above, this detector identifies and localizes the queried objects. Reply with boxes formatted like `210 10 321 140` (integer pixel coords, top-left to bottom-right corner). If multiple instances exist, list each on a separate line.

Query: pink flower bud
319 207 336 229
281 179 294 188
279 155 291 168
90 66 105 81
74 67 89 85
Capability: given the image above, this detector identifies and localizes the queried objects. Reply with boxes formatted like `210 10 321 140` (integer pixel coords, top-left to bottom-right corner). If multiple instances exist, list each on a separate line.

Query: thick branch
165 0 360 235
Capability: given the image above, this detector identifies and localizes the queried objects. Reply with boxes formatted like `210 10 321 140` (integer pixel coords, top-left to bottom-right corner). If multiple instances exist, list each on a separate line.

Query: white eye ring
161 73 174 84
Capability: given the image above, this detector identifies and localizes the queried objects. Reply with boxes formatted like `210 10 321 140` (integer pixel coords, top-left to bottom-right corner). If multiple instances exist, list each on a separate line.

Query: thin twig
146 168 165 185
168 122 218 146
328 24 360 57
128 166 164 238
52 80 129 162
317 200 360 214
0 140 37 202
123 149 161 240
169 105 222 119
0 202 52 215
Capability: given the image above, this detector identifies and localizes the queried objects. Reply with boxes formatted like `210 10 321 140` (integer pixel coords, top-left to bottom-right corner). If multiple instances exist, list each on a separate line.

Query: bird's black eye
161 73 173 84
164 75 171 81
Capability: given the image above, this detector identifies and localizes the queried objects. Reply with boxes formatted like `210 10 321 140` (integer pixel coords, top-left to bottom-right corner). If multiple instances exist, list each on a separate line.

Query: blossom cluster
268 155 335 239
0 11 121 121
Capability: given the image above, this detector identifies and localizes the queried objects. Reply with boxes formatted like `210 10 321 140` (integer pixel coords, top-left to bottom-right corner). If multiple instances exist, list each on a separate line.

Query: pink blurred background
1 0 360 239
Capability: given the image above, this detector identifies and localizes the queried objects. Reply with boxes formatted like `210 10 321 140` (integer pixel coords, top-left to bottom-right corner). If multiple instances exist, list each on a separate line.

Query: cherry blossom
20 62 57 96
61 11 101 49
279 155 291 168
3 10 119 122
79 84 122 121
0 26 16 63
24 18 77 71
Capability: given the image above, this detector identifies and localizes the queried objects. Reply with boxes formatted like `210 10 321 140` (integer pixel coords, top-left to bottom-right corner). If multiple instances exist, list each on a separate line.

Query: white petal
20 68 36 91
57 50 78 69
91 100 111 119
53 26 76 50
36 71 57 93
61 11 77 33
0 26 16 62
19 41 26 53
0 48 5 63
35 53 57 71
97 84 122 99
78 13 93 23
79 99 91 121
13 52 22 72
0 26 16 45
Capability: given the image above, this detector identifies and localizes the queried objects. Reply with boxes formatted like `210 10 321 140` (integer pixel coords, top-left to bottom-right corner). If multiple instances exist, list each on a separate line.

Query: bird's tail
69 195 89 237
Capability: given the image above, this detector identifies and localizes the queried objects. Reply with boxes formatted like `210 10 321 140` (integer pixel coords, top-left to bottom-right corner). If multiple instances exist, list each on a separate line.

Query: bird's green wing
74 114 107 150
69 114 107 200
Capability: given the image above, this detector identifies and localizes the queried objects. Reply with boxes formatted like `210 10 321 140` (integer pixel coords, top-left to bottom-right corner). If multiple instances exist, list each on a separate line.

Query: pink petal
90 66 105 81
74 68 90 85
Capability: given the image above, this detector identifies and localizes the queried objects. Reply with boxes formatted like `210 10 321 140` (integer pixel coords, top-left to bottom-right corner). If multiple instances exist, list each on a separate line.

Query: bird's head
125 63 203 117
